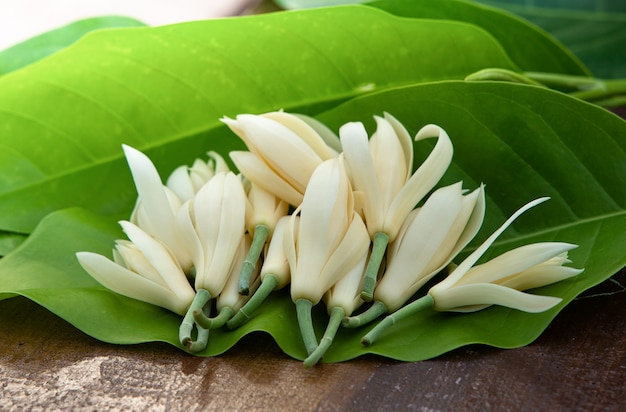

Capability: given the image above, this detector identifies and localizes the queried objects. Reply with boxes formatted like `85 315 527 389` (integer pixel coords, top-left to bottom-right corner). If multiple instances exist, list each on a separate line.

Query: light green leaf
0 5 518 235
1 82 623 361
0 232 26 257
0 16 146 76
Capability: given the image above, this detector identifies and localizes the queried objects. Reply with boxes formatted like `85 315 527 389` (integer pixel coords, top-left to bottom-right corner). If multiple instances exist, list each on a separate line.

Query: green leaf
1 82 623 361
0 5 518 235
368 0 589 76
477 0 626 78
0 232 27 257
0 16 146 76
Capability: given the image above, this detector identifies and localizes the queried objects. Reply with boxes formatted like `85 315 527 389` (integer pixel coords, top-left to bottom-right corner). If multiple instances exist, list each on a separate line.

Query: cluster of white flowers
76 111 582 366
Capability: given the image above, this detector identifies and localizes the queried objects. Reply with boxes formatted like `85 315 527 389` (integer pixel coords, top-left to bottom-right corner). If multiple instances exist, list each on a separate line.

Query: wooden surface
0 268 624 411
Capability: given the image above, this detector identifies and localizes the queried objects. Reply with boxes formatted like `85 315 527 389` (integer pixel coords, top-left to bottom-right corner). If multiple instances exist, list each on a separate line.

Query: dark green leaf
478 0 626 78
0 16 146 76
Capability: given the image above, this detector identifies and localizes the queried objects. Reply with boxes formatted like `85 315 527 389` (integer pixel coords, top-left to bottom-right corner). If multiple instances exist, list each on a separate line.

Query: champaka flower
344 182 485 327
224 111 339 207
76 220 195 316
361 197 583 346
284 157 370 355
122 144 193 272
339 116 453 300
175 171 247 351
238 181 289 295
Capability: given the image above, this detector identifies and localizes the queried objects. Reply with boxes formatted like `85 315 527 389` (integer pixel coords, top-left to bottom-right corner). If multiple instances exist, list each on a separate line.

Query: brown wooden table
1 268 624 411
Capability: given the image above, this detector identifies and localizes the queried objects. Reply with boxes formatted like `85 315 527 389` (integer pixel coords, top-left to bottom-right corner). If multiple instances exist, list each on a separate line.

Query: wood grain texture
1 269 624 411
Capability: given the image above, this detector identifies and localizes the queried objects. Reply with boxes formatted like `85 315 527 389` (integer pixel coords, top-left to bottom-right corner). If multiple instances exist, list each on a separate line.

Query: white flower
340 115 453 241
122 144 192 271
224 111 338 206
429 197 583 312
285 158 370 305
339 116 454 300
375 182 485 312
166 151 230 202
344 182 485 327
76 220 195 315
175 171 247 296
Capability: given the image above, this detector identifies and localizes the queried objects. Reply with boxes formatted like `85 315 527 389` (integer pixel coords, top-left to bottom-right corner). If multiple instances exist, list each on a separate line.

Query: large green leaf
0 5 518 236
478 0 626 78
0 16 146 76
1 82 623 361
368 0 589 76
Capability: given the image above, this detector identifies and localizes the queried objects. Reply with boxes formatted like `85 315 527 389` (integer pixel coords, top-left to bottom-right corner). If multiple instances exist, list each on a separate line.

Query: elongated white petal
247 183 289 232
230 151 303 206
317 213 370 303
229 114 324 193
431 283 562 313
166 165 196 202
456 242 579 286
263 111 338 159
296 159 346 281
500 265 583 291
325 250 368 315
435 197 550 290
293 113 342 153
340 121 384 236
383 112 413 180
370 116 409 209
76 252 194 315
175 201 205 277
260 215 292 289
385 124 454 239
118 221 192 296
113 240 166 287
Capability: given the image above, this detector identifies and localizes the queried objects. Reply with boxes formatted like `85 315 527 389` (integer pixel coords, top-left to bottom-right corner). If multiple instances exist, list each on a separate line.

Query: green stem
303 307 345 368
361 295 434 346
179 289 212 352
295 298 318 355
227 275 279 329
238 224 269 295
193 306 234 330
524 71 599 90
342 300 387 328
361 232 389 302
465 68 543 86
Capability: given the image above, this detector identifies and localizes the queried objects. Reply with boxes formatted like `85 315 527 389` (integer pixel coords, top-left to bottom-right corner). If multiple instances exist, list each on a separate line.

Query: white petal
293 113 342 153
435 197 550 290
431 283 562 313
118 221 192 296
166 165 196 202
500 265 582 291
339 121 383 236
385 124 454 239
230 150 303 206
370 116 409 209
383 112 413 181
260 215 292 289
114 240 166 287
325 249 368 315
76 252 194 315
456 242 579 286
233 114 324 193
264 111 338 159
